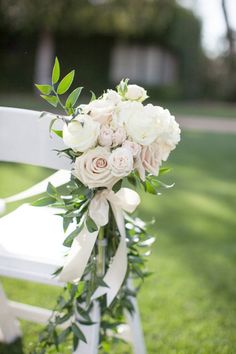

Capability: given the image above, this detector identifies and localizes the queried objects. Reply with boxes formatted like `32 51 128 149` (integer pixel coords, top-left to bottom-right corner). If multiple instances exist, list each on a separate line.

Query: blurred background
0 0 236 353
0 0 236 105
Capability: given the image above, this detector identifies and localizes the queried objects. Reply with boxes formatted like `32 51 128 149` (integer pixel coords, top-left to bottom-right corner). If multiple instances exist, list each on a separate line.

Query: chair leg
73 301 100 354
0 283 21 343
125 296 146 354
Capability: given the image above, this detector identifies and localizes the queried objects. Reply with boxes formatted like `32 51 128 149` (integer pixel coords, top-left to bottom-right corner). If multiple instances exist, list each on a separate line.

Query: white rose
63 114 100 152
155 118 180 161
157 115 181 151
145 104 181 148
111 101 131 128
103 89 122 105
109 147 134 177
122 140 141 158
118 101 158 145
112 126 126 146
98 125 113 147
125 84 148 102
73 146 118 189
83 99 115 124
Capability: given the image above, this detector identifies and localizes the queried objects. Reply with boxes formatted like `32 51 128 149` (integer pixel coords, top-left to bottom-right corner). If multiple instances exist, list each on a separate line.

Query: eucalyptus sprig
35 57 83 116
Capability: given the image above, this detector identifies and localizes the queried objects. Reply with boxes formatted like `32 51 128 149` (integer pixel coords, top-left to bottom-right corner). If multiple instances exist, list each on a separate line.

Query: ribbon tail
59 227 99 283
92 204 127 306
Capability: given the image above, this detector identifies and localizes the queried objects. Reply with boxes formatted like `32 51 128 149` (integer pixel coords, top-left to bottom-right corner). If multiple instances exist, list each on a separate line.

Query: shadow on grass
0 337 24 354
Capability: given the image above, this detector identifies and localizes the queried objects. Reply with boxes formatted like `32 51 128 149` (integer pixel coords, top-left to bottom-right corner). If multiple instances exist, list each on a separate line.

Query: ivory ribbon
58 187 140 306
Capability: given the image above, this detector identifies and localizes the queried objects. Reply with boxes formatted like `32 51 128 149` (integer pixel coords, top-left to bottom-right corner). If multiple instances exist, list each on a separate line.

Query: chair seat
0 204 70 285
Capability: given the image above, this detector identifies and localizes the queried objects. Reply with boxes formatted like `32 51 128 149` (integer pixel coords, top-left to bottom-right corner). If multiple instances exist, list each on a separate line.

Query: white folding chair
0 107 146 353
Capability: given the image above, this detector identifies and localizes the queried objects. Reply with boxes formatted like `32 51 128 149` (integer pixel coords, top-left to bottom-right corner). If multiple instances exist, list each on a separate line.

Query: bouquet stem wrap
59 187 140 305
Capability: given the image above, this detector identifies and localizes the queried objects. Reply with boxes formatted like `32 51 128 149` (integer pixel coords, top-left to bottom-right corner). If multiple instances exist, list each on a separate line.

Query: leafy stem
51 86 68 115
97 227 105 277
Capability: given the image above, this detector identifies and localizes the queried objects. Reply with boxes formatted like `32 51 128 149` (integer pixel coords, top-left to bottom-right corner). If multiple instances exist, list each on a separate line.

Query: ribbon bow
58 187 140 306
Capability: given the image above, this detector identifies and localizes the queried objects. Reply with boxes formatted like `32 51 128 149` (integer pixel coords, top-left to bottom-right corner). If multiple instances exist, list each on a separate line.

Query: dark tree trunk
221 0 235 58
221 0 236 100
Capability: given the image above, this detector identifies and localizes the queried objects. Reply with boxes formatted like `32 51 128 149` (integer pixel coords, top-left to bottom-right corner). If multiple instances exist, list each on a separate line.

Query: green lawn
0 131 236 353
0 93 236 118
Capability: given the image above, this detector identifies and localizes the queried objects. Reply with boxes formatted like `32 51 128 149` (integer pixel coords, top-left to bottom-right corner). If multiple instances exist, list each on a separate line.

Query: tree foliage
0 0 204 98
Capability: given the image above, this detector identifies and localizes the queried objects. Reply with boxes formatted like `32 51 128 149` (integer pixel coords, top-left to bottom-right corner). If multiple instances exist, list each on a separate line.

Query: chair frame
0 107 146 353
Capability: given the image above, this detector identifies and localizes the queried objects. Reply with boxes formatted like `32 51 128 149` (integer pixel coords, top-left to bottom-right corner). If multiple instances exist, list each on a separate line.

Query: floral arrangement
33 58 180 353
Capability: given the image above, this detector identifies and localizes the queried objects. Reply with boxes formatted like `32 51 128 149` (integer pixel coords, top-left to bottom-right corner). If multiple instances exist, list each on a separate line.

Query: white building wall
110 43 178 86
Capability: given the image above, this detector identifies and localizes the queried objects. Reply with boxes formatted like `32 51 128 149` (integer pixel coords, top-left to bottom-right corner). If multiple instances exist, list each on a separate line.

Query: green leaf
35 84 52 95
76 281 85 297
31 196 56 206
63 226 83 247
97 277 109 288
73 334 79 351
71 323 87 343
56 312 72 325
52 266 63 277
117 78 129 96
145 180 156 195
63 217 72 232
58 327 71 344
49 118 57 133
76 305 92 322
66 87 83 108
57 70 75 95
127 175 137 188
40 95 58 107
149 176 175 189
112 179 122 193
39 111 50 119
47 182 59 197
52 129 63 138
53 330 59 350
52 57 60 84
86 216 98 233
159 167 171 175
90 90 96 102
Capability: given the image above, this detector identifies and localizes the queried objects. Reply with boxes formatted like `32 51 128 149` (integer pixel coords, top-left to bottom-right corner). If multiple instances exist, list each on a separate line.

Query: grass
0 131 236 353
0 93 236 119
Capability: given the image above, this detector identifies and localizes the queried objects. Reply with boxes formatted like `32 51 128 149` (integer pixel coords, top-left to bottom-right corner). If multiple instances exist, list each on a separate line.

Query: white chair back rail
0 106 71 170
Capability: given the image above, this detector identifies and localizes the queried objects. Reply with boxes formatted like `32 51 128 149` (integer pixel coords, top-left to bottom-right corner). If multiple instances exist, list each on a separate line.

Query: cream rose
63 114 100 152
118 101 158 145
112 126 127 146
122 140 141 158
125 84 148 102
83 99 115 124
135 143 161 181
109 147 134 177
73 146 118 189
98 125 113 147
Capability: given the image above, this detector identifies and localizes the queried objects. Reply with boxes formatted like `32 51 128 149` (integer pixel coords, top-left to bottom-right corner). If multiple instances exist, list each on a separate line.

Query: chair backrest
0 107 71 170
